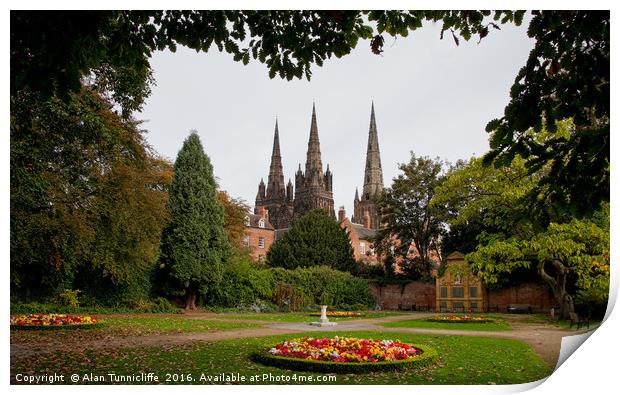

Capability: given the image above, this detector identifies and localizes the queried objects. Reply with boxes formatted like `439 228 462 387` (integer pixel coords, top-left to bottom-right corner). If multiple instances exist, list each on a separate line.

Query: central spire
362 101 384 199
266 119 285 199
305 103 323 175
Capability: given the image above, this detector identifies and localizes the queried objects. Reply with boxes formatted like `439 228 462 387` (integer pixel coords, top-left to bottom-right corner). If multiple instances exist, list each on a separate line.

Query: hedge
208 258 375 310
252 344 438 373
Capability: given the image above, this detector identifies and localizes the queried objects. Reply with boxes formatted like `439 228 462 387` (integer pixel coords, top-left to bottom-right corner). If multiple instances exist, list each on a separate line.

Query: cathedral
254 103 383 232
255 104 334 229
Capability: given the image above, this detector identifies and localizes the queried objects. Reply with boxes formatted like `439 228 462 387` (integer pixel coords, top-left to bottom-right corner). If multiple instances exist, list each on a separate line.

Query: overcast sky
137 18 535 215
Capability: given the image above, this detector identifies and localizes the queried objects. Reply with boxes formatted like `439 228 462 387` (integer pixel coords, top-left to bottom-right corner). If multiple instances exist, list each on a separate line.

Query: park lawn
383 316 511 331
214 311 404 322
11 330 551 385
10 316 260 344
101 316 261 334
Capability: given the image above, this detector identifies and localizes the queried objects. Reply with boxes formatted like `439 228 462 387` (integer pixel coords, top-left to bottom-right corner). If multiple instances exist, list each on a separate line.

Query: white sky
137 18 535 214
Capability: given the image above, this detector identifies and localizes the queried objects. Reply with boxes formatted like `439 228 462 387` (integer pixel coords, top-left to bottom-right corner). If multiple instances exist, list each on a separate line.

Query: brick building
436 252 485 312
434 251 555 313
242 208 275 262
338 207 380 263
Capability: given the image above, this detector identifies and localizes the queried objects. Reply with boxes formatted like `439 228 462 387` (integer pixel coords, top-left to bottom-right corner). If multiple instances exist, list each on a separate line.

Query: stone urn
310 305 337 327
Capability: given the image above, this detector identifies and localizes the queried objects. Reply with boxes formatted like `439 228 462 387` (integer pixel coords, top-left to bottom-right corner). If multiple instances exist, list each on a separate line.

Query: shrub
267 209 356 272
56 289 81 307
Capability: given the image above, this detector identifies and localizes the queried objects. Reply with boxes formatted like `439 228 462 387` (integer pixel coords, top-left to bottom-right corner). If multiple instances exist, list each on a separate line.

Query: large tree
12 11 609 215
467 212 609 319
376 154 448 279
10 88 172 301
161 132 231 310
267 209 356 272
433 134 610 318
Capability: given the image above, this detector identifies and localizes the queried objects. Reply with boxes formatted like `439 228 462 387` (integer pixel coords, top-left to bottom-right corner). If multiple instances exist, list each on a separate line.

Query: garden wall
368 280 554 313
368 281 436 310
486 282 555 313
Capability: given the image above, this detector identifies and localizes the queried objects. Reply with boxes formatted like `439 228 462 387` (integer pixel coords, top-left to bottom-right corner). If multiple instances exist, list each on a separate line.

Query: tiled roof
351 223 378 240
246 214 275 230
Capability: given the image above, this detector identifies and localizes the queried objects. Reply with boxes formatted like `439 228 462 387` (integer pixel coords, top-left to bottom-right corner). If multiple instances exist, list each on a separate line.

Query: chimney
256 206 266 218
363 212 371 229
338 206 346 222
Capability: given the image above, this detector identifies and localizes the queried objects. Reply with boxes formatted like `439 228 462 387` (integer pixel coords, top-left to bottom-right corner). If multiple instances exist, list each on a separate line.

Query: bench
569 312 590 330
507 304 532 314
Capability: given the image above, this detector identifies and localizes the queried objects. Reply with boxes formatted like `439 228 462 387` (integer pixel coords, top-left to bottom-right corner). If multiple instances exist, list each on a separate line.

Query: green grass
214 311 403 322
101 316 260 334
383 316 511 332
10 316 260 343
11 330 551 385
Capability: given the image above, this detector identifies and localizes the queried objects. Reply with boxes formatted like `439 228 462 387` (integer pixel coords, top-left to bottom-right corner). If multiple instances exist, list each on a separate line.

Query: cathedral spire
362 101 384 199
266 119 285 199
305 103 323 175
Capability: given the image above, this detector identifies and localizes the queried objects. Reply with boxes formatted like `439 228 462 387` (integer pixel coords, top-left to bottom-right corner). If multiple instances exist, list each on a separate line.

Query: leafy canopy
377 153 448 278
12 11 608 216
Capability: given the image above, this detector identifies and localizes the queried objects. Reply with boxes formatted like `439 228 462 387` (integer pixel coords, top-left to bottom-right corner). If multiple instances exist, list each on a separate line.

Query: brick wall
368 281 436 310
487 282 555 313
368 280 553 312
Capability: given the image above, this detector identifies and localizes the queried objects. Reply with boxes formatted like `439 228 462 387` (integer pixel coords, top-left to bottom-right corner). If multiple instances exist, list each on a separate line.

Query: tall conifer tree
163 132 230 309
267 209 356 272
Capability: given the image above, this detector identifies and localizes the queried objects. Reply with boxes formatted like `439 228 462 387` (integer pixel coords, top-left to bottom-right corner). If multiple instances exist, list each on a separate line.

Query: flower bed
427 315 494 323
253 336 438 373
10 314 103 330
309 311 363 317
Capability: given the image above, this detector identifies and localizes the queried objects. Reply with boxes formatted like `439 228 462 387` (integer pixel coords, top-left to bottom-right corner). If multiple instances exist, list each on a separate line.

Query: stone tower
255 120 294 229
352 102 384 229
293 104 335 219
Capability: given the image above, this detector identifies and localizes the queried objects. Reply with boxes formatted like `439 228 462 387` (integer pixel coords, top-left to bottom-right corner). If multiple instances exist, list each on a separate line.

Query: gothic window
440 287 447 298
243 235 250 247
452 287 464 298
258 219 265 228
258 237 265 249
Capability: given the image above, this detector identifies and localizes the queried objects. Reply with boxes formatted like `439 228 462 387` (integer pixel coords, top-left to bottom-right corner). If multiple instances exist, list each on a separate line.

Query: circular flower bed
253 336 438 373
10 314 103 330
310 311 363 317
427 315 494 323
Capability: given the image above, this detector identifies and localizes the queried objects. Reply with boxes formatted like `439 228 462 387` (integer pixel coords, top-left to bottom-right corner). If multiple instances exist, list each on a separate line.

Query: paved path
11 313 591 369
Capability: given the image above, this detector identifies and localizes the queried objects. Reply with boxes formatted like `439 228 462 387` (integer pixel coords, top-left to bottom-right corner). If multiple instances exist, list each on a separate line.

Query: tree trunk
538 259 575 319
185 288 197 310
